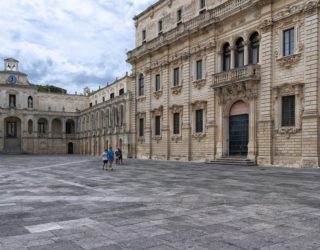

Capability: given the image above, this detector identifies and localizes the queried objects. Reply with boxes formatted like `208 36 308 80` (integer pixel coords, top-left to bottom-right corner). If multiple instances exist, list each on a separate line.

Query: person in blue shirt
107 147 115 171
101 149 108 170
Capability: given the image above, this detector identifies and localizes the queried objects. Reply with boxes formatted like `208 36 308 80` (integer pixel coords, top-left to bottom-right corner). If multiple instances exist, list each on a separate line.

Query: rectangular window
142 29 146 43
139 118 144 137
283 28 295 56
155 74 161 91
7 122 17 138
177 9 182 24
158 20 163 34
200 0 206 9
102 97 105 102
110 93 115 99
38 123 45 134
173 67 180 86
195 109 203 133
155 116 161 136
9 94 16 108
95 100 97 105
89 103 92 107
119 88 124 96
196 59 203 80
282 95 295 127
173 113 180 134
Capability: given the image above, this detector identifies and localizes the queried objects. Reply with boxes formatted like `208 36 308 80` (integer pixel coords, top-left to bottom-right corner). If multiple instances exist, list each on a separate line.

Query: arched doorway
68 142 74 154
3 117 22 153
229 101 249 156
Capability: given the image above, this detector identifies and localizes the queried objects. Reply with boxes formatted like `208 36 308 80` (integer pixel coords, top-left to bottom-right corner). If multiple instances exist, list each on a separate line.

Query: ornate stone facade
127 0 320 168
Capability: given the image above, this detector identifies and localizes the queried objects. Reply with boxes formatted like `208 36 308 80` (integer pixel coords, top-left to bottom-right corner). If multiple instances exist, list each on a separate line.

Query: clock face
6 75 17 84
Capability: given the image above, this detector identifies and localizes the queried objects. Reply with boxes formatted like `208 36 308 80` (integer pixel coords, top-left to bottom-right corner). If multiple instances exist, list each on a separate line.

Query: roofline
133 0 165 21
4 58 19 62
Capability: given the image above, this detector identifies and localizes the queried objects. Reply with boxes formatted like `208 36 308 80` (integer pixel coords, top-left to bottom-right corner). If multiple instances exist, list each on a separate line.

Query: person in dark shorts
118 147 123 164
101 149 108 170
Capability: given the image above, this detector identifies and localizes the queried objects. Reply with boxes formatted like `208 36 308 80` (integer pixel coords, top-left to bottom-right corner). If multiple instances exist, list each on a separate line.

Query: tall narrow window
138 74 144 96
142 29 146 43
196 59 203 80
282 95 295 127
283 28 295 56
173 68 180 86
235 38 244 68
173 113 180 134
139 118 144 137
200 0 206 9
28 120 33 134
155 74 161 91
119 88 124 96
249 32 260 64
155 116 161 135
158 20 163 34
102 97 105 102
9 95 16 108
195 109 203 133
177 9 182 24
223 43 231 71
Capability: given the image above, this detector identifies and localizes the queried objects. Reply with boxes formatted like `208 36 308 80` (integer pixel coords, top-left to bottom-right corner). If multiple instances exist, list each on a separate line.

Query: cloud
0 0 156 94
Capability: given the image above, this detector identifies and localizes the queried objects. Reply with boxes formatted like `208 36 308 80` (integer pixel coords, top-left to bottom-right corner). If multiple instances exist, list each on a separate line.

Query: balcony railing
212 64 261 88
127 0 253 61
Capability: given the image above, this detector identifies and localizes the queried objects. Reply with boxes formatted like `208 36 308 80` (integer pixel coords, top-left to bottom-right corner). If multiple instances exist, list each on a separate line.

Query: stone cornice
127 0 265 63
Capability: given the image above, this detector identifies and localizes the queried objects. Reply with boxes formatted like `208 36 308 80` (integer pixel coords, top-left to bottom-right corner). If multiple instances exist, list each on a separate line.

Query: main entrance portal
229 101 249 157
229 114 248 156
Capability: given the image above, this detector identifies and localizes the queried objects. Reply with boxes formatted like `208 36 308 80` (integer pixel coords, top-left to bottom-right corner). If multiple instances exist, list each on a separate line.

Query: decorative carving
277 53 301 68
171 85 183 95
192 132 206 142
275 127 301 139
259 19 273 33
152 135 162 143
171 135 182 143
192 79 206 90
191 100 207 111
137 137 145 144
151 106 163 117
137 96 146 103
153 90 163 99
170 104 183 113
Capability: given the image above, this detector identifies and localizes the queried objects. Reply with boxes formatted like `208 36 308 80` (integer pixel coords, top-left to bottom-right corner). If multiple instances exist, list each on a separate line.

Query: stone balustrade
212 64 261 88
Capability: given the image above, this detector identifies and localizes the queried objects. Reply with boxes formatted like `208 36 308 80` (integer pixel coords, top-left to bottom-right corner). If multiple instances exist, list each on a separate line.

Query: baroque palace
1 0 320 168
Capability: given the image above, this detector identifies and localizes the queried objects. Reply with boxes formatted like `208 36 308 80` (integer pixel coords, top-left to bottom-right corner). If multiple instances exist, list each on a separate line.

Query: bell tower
4 58 19 72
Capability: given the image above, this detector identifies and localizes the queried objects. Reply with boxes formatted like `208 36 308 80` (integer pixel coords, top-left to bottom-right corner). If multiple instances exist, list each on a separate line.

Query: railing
212 64 261 87
127 0 253 60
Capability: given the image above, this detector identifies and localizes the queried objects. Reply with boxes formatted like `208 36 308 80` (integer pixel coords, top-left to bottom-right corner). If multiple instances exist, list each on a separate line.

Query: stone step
208 158 256 166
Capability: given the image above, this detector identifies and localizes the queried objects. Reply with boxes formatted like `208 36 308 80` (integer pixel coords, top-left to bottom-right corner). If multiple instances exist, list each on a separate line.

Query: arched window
235 38 244 68
138 74 144 96
38 118 48 137
222 43 231 71
28 96 33 108
249 32 260 64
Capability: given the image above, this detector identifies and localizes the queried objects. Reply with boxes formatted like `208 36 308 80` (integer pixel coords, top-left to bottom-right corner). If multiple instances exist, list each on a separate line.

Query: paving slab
0 155 320 249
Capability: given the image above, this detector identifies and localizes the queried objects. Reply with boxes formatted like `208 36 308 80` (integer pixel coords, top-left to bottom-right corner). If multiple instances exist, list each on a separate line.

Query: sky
0 0 155 94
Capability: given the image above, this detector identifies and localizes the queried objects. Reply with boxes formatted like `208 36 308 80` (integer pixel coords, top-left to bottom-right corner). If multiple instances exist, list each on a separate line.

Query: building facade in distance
0 58 133 157
127 0 320 167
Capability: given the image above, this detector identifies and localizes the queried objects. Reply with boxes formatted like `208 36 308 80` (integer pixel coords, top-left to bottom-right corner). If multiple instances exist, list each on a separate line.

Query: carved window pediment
170 104 183 113
151 106 163 117
191 100 207 111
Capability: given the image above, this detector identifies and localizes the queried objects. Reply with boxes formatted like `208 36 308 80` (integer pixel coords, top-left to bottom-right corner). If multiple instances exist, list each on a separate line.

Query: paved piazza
1 156 320 250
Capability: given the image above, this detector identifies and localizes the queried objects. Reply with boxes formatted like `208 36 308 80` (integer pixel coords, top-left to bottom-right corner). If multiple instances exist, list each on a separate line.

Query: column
230 47 235 69
244 42 249 66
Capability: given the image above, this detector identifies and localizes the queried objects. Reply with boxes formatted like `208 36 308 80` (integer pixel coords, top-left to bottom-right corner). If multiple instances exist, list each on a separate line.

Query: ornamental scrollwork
171 85 183 95
153 90 163 99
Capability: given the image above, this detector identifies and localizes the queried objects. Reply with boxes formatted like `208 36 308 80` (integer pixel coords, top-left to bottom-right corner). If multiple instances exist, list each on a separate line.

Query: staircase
208 157 256 166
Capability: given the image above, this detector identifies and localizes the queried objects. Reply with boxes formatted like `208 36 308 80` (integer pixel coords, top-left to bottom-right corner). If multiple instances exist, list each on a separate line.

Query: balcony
127 0 254 62
211 64 261 89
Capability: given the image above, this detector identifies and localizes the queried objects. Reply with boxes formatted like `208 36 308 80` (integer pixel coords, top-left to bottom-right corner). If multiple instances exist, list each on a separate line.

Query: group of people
101 147 123 171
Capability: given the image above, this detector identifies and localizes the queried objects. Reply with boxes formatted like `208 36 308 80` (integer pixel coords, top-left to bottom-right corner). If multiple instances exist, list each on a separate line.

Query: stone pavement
0 155 320 250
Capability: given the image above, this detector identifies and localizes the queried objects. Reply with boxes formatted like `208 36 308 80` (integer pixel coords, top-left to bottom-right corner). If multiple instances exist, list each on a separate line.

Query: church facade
1 0 320 168
127 0 320 168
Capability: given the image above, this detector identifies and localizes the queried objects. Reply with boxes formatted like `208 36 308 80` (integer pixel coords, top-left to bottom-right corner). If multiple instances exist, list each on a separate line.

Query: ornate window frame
191 101 207 141
273 83 304 139
171 63 183 95
136 112 146 143
153 70 163 99
169 104 183 142
151 106 163 142
275 21 303 68
192 54 207 90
